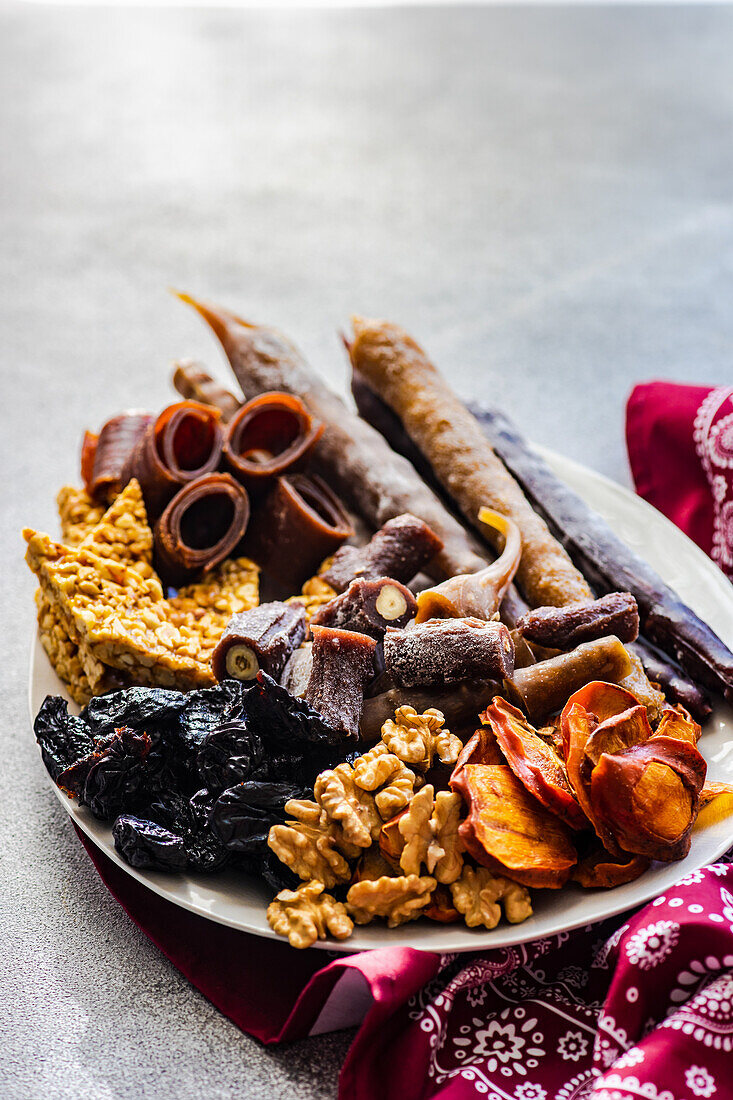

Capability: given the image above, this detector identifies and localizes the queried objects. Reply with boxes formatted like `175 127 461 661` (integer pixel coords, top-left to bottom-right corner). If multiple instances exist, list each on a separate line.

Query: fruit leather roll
211 602 306 682
154 472 250 585
245 473 354 590
176 294 489 581
81 412 153 502
348 317 592 608
321 514 444 592
310 576 417 638
223 392 324 492
172 360 242 423
123 400 224 518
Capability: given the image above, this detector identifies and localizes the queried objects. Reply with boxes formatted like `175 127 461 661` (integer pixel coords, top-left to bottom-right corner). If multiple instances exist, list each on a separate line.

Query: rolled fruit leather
305 625 377 741
153 472 250 585
175 294 490 581
310 576 417 638
321 514 444 593
244 473 354 590
122 400 224 519
223 392 324 492
172 360 242 423
211 602 306 683
347 316 592 608
415 509 521 623
384 617 515 688
81 412 154 502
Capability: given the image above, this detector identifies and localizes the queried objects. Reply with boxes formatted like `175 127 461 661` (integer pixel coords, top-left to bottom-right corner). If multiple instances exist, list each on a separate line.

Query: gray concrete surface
3 4 733 1098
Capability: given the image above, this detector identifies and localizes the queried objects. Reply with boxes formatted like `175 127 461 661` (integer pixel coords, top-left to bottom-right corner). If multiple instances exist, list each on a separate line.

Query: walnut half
346 874 436 928
398 785 464 885
450 865 532 929
267 881 354 949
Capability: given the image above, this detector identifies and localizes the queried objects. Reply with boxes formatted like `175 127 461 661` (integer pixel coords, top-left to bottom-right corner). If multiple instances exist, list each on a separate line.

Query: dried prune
176 681 248 754
258 850 300 893
183 788 230 873
196 719 264 793
211 780 304 853
112 815 188 872
34 695 94 781
81 686 187 738
242 671 343 747
81 727 158 820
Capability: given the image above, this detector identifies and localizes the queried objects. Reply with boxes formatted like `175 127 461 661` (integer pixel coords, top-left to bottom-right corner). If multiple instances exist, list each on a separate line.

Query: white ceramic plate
28 448 733 952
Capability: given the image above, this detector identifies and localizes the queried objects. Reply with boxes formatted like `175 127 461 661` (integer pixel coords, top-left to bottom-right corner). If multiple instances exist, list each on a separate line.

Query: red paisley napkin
71 384 733 1100
627 383 733 580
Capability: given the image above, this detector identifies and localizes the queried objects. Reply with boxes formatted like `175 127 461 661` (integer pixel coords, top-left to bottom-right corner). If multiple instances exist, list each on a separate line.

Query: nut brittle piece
381 705 462 771
313 762 382 848
450 865 532 929
36 588 92 705
398 786 464 884
267 881 354 949
267 822 352 889
346 874 436 927
78 479 154 577
57 486 105 546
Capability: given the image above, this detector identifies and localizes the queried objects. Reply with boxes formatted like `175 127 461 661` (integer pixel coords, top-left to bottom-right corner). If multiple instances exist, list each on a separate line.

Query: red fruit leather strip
224 392 324 491
154 472 250 585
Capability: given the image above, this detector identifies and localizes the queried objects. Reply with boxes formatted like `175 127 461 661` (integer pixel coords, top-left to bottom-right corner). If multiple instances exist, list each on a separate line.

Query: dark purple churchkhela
310 576 417 638
211 602 307 683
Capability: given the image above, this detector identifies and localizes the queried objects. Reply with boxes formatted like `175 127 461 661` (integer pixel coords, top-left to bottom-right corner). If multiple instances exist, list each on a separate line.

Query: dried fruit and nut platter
26 296 733 952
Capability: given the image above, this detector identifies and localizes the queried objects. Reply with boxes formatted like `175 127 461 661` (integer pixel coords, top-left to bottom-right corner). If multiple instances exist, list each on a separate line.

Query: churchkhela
25 295 733 952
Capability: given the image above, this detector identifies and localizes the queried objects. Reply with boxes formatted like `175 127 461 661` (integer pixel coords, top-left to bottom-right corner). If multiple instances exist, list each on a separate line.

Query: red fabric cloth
627 383 733 580
69 385 733 1099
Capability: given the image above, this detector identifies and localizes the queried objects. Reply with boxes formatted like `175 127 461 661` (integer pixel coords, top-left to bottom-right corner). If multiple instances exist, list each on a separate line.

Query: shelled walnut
313 763 382 848
346 874 437 927
267 822 352 889
267 881 353 949
398 786 464 884
352 742 417 820
450 866 532 929
381 705 462 771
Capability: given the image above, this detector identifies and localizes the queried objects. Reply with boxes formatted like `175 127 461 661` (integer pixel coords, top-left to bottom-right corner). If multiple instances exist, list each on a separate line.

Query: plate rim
28 446 733 953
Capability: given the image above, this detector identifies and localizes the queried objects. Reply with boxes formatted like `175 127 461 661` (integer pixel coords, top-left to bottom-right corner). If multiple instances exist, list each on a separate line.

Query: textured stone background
3 4 733 1097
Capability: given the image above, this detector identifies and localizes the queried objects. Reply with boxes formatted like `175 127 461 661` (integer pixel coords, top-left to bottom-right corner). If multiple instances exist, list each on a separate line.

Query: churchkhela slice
304 625 377 742
482 697 587 829
310 576 416 638
153 472 250 584
245 474 354 590
321 514 444 593
223 392 324 491
516 592 639 650
505 636 632 723
122 400 224 518
82 411 154 502
415 510 521 623
211 602 306 683
383 617 514 688
451 764 577 888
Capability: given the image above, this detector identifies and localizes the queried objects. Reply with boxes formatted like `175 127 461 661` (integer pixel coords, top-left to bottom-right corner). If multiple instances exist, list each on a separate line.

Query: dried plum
175 680 248 756
211 780 304 853
196 719 264 793
243 672 342 747
112 815 187 872
258 850 300 893
81 686 187 738
34 695 94 781
81 727 159 820
184 788 230 873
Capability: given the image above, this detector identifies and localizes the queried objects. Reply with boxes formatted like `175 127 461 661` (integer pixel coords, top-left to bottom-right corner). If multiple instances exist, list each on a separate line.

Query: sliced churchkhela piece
516 592 639 650
451 764 577 889
176 293 489 580
304 625 377 741
321 514 444 593
360 679 497 742
281 643 313 698
223 392 324 491
211 602 306 683
153 473 250 585
244 473 354 590
81 412 154 502
348 317 592 608
121 400 224 518
310 576 416 638
471 405 733 704
504 636 633 723
628 639 711 721
482 697 587 829
383 617 514 688
172 360 242 423
415 510 521 623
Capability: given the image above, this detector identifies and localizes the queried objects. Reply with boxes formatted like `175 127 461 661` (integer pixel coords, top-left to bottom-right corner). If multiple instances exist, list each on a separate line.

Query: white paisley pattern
625 921 680 969
693 386 733 576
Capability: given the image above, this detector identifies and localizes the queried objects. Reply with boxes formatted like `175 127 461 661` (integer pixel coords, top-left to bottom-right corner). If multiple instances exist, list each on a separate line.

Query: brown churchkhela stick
310 576 417 638
175 295 489 581
153 472 250 585
415 509 521 623
517 592 640 650
360 679 497 742
211 602 306 682
172 360 242 423
505 636 633 723
348 317 592 608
